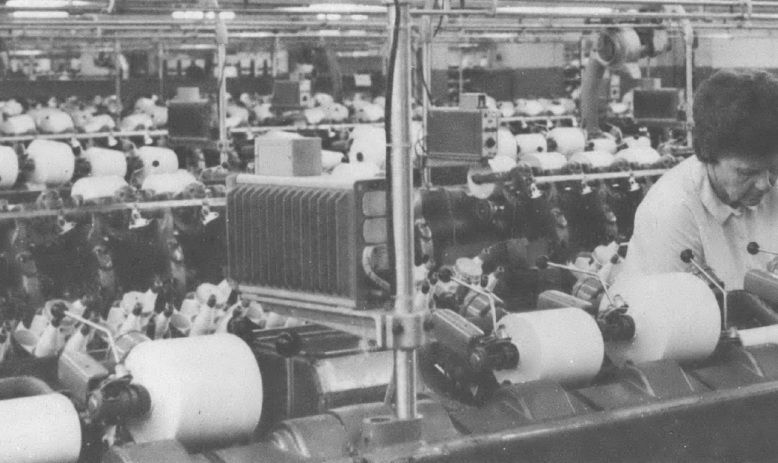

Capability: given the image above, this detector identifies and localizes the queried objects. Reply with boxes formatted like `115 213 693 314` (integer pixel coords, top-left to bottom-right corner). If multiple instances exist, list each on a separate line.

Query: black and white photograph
0 0 776 461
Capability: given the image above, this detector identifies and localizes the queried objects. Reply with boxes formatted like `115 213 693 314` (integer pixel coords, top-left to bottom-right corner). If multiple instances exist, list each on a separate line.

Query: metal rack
0 130 168 144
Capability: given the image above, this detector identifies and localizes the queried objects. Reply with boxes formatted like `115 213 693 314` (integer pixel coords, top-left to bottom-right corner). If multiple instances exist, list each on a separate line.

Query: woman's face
707 155 778 207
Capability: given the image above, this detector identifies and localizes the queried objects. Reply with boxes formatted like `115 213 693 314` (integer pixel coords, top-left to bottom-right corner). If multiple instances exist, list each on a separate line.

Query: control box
271 80 311 109
427 108 500 162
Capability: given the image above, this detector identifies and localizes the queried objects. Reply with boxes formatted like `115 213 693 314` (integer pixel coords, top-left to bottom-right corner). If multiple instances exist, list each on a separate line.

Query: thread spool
137 146 179 174
303 107 325 125
37 110 74 134
71 176 129 202
601 273 721 367
515 133 547 156
356 103 384 123
589 137 618 154
141 170 198 196
615 147 661 166
467 155 517 199
195 283 230 308
518 151 567 172
0 393 82 463
348 125 386 170
124 334 264 447
497 127 518 160
120 113 154 132
81 147 127 177
517 99 544 117
1 114 37 136
313 93 334 107
547 128 587 158
568 151 615 170
81 114 116 133
325 103 350 122
498 101 515 118
494 308 604 386
0 145 20 188
26 139 75 185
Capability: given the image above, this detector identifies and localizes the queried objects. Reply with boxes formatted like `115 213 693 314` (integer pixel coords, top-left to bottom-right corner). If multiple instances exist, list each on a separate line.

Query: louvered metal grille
227 174 387 310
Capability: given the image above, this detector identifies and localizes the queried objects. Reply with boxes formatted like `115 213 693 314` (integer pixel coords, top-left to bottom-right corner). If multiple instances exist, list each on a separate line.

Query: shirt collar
695 159 742 224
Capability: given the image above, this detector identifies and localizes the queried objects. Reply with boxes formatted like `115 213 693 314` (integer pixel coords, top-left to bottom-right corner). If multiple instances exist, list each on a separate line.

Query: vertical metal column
420 0 433 188
114 40 122 102
216 15 229 165
683 19 695 148
389 0 417 421
157 42 165 99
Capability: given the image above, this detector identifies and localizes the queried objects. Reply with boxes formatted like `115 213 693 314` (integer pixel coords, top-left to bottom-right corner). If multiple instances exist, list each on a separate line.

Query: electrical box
633 88 681 121
254 136 323 177
167 100 212 140
271 80 311 109
459 93 489 110
227 175 389 311
427 108 500 162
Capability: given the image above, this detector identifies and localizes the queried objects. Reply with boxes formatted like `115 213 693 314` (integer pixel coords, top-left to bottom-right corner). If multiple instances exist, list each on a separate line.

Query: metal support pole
683 18 695 148
157 42 165 99
420 0 433 188
216 17 229 165
114 40 122 102
389 0 417 421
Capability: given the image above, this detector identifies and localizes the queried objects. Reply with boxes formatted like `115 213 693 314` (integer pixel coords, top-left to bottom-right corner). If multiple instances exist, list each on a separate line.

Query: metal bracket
385 310 430 350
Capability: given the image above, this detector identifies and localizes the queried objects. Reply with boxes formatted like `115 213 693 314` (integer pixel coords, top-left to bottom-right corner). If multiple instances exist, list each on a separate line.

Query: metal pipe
412 8 759 20
216 15 229 165
389 0 417 421
157 42 165 98
114 40 122 102
420 0 434 188
684 17 695 148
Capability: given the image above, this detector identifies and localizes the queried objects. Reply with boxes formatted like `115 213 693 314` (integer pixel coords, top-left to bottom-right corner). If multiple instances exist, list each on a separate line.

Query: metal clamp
128 204 150 229
200 202 220 225
384 311 430 350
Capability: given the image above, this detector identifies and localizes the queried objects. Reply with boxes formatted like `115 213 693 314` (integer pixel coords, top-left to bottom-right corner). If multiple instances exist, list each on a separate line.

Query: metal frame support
419 0 435 188
388 0 419 421
216 14 230 165
683 16 695 148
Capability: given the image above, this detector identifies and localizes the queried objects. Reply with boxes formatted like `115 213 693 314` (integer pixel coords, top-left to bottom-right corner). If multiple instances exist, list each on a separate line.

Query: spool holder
438 271 502 333
680 249 729 332
536 255 635 341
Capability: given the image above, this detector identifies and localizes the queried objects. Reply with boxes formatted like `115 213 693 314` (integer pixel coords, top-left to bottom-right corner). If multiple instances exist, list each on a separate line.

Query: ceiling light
11 10 69 18
496 6 613 15
6 0 87 8
280 3 384 14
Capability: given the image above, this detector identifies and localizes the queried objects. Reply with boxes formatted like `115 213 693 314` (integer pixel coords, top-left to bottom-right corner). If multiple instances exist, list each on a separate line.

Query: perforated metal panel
227 174 387 310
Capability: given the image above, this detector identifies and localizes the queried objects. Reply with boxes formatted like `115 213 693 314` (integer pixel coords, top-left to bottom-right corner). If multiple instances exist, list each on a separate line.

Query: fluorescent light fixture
281 3 384 14
237 32 273 38
172 10 204 19
316 13 342 20
12 49 45 56
350 14 369 21
173 10 234 20
496 6 613 15
6 0 87 8
345 30 368 36
318 30 341 36
11 10 69 18
177 44 217 50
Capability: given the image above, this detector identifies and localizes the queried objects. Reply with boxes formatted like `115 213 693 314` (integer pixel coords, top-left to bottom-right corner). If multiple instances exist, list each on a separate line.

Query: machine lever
747 241 778 257
680 249 728 330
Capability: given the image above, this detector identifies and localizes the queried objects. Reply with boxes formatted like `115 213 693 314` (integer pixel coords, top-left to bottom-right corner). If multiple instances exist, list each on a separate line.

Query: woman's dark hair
693 69 778 163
